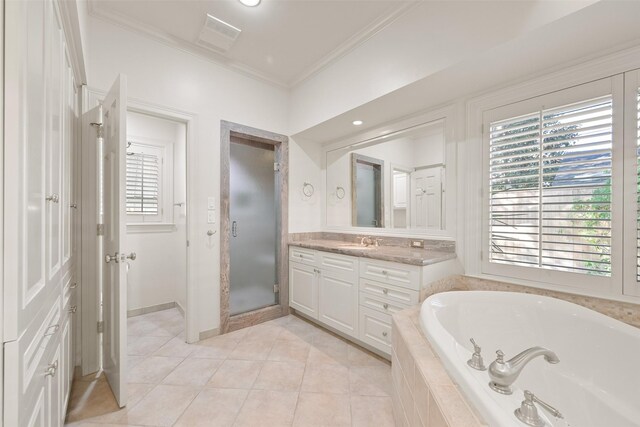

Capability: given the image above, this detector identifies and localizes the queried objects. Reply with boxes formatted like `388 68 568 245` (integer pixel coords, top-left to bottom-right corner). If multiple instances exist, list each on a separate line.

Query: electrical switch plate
207 210 216 224
207 197 216 210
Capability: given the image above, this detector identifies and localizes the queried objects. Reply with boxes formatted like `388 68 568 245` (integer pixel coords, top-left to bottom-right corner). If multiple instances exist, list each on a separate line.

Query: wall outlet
411 240 424 248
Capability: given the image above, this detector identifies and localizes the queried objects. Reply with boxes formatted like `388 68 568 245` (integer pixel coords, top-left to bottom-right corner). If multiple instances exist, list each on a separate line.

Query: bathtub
420 291 640 427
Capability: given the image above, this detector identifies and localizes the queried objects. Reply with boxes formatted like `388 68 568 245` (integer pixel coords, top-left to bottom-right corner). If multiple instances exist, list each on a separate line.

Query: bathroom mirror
326 118 447 231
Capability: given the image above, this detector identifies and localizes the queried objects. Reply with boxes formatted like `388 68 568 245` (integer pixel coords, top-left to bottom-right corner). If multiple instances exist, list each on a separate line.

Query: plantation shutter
489 95 613 276
126 150 160 215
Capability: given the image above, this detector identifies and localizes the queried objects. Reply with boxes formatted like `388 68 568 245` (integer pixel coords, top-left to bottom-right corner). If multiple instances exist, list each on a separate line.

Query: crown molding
289 1 418 88
87 0 414 89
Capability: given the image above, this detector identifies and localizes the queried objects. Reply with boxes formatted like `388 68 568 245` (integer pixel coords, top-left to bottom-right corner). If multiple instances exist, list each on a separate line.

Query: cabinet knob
69 305 78 314
382 288 388 295
383 303 389 310
381 270 388 275
70 282 78 289
45 360 58 377
70 203 78 209
382 331 388 337
46 194 60 203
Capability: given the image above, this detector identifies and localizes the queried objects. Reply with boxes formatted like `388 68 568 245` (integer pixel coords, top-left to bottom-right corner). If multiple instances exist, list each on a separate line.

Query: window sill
127 223 177 234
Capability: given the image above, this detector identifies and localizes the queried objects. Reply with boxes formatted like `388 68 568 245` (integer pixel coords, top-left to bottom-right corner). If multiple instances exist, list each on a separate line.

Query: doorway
124 111 188 327
220 121 289 333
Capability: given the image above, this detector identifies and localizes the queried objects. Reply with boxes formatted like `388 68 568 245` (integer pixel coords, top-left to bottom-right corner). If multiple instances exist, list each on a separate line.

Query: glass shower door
229 139 278 315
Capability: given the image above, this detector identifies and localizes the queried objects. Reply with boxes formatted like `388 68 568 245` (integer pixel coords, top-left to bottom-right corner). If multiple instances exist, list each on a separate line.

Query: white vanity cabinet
289 246 457 357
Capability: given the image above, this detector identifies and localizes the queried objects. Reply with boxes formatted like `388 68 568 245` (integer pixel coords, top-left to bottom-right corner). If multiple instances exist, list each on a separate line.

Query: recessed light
239 0 261 6
352 120 363 126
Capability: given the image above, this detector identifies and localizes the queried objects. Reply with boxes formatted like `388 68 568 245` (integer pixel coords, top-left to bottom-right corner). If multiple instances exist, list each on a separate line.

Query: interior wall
85 16 289 334
288 137 324 233
288 1 596 134
125 112 187 313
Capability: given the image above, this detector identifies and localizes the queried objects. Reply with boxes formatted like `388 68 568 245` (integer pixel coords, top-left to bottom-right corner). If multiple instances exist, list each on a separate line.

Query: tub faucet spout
488 347 559 395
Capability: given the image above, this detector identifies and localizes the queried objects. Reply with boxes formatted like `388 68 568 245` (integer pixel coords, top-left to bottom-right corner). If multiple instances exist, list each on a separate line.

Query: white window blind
126 149 160 215
489 95 613 276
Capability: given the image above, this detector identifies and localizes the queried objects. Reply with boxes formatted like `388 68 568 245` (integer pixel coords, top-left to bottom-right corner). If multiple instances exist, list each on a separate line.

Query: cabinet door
46 344 61 427
61 316 72 416
318 270 358 337
289 262 318 319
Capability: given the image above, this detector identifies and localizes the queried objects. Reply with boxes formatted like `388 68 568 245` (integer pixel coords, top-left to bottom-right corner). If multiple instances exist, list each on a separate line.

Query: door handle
124 252 137 261
105 253 119 263
46 194 60 203
232 221 238 237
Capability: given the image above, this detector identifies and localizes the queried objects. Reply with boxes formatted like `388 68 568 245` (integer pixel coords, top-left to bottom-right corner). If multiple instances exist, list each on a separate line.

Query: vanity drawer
359 292 408 316
319 252 358 277
359 278 419 306
289 246 317 266
359 306 392 355
359 259 420 290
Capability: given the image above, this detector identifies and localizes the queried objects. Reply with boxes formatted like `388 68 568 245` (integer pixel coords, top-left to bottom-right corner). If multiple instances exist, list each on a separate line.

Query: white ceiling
88 0 414 87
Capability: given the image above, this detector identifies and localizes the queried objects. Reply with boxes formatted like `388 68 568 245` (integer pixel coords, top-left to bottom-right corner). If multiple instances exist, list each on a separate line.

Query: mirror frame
322 104 457 239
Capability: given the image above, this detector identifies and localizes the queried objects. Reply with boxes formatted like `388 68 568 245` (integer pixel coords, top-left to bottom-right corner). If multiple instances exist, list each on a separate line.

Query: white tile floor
66 308 395 427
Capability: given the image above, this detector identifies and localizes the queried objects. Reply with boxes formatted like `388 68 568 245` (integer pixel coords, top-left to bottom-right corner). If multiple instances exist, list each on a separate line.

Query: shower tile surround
288 232 456 266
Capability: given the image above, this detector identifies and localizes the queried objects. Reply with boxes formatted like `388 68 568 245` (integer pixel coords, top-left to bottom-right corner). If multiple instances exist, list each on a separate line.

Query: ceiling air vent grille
196 14 241 53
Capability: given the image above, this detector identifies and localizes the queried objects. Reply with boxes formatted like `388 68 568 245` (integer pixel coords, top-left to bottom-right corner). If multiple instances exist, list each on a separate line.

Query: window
483 77 623 291
126 141 168 223
489 96 613 275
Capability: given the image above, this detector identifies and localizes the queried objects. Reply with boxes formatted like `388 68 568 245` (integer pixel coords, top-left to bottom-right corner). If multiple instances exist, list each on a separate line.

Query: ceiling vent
196 14 241 53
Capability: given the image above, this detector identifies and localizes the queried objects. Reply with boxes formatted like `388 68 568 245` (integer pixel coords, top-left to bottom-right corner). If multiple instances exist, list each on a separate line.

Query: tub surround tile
391 307 485 427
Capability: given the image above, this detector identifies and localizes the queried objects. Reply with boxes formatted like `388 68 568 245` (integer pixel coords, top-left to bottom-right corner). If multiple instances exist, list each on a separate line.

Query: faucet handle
470 338 481 354
467 338 486 371
515 390 563 426
495 349 505 363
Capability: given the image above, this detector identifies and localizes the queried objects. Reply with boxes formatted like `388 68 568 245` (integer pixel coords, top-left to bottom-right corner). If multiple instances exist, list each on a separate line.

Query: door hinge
273 284 280 293
97 224 104 236
97 321 104 333
274 162 281 172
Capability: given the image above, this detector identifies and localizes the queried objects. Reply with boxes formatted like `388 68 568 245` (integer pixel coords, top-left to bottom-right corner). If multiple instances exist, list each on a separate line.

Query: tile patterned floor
65 308 394 427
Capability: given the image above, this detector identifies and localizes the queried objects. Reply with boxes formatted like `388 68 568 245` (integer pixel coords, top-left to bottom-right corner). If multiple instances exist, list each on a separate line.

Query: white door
101 75 128 407
411 166 443 229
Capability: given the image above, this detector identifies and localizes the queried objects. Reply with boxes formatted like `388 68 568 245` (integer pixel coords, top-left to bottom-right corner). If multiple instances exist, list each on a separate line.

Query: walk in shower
229 138 278 315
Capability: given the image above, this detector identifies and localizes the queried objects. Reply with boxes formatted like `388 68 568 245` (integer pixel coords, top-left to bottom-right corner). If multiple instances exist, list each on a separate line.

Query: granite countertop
288 239 456 266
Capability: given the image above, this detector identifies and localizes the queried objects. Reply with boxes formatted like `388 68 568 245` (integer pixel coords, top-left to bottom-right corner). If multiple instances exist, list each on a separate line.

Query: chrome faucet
488 347 559 395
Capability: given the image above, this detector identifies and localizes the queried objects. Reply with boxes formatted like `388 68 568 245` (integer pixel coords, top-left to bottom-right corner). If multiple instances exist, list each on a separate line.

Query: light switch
207 197 216 210
207 210 216 224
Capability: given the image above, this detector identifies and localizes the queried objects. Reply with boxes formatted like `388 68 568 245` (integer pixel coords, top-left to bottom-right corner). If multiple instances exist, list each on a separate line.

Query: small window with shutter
126 142 163 222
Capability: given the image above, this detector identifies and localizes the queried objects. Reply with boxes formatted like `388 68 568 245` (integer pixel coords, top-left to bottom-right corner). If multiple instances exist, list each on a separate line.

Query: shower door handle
232 221 238 237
